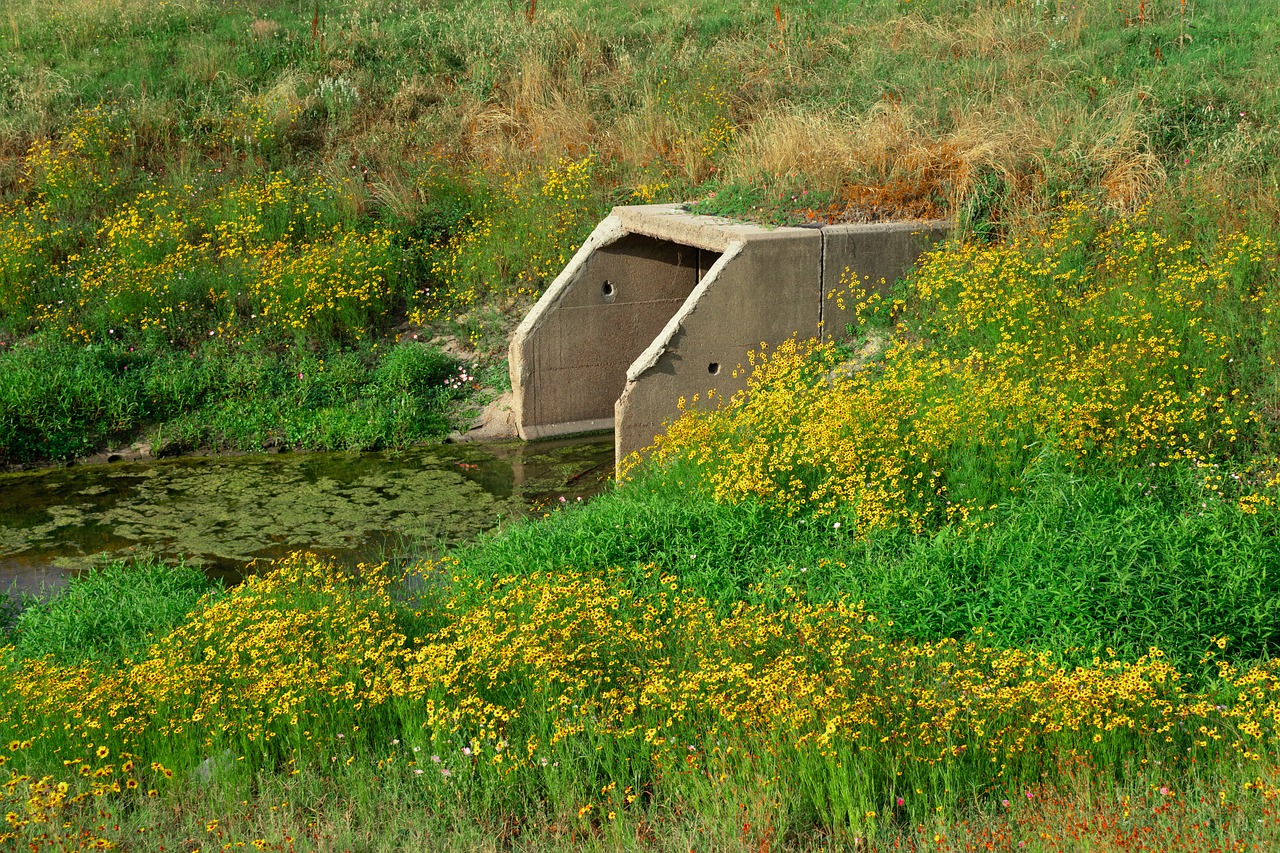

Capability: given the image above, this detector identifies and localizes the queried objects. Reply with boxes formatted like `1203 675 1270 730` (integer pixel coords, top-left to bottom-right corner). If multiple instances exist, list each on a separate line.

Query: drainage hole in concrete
708 362 720 375
601 281 616 302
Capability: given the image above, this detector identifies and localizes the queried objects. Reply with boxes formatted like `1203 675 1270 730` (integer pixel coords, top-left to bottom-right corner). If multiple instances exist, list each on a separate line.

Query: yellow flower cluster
223 87 305 154
0 205 59 319
250 227 397 341
22 106 122 211
630 181 671 204
651 204 1279 531
3 157 400 343
653 71 737 177
2 554 1279 837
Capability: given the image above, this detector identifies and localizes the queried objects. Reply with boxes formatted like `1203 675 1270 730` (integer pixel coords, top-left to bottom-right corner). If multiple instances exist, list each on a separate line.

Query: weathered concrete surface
509 204 951 469
511 219 710 439
615 228 823 464
820 220 951 340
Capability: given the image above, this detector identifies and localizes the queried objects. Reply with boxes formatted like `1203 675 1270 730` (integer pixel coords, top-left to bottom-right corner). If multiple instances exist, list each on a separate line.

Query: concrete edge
624 240 746 382
519 417 615 441
610 204 811 253
818 218 954 237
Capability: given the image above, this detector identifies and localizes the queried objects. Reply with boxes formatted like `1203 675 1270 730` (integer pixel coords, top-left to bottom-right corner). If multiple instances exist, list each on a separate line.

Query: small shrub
372 341 454 396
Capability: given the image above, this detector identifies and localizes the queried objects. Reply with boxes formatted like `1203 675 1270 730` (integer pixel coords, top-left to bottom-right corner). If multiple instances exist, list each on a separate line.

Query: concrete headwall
509 204 950 469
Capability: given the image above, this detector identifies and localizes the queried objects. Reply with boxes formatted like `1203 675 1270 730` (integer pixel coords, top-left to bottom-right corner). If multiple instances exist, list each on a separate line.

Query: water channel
0 436 614 599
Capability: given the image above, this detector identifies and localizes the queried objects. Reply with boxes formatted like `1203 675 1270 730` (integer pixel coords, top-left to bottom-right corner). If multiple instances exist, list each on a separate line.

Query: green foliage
6 558 217 664
453 459 1280 668
0 338 464 462
958 167 1008 242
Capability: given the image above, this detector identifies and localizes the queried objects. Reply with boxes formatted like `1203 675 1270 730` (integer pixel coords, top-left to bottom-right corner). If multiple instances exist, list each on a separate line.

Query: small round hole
601 281 616 302
708 362 720 375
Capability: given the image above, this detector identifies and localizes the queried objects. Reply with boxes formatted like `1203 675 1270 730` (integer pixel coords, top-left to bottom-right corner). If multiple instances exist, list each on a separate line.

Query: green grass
3 517 1279 850
452 458 1280 669
4 557 218 664
1 0 1279 848
1 0 1278 460
0 335 466 462
4 747 1279 851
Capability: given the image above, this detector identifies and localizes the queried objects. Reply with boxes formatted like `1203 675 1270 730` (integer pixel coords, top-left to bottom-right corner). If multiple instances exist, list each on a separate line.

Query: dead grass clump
1073 91 1168 212
726 102 924 185
263 71 307 124
725 110 862 187
899 5 1049 62
729 100 1056 223
390 76 444 125
459 48 595 173
6 67 72 137
249 18 281 40
369 173 421 226
608 91 682 173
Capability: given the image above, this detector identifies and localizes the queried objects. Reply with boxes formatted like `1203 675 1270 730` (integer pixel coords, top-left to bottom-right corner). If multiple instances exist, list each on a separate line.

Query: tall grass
451 458 1280 667
3 551 1280 849
1 0 1278 460
0 336 466 462
5 557 217 664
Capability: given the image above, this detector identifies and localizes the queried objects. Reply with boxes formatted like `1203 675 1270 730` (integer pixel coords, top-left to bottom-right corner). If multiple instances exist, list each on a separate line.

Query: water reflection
0 436 613 597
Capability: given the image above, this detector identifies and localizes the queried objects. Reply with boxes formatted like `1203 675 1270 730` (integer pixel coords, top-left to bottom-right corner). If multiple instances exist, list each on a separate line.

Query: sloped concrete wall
820 220 953 340
614 228 823 464
509 204 950 468
510 219 717 439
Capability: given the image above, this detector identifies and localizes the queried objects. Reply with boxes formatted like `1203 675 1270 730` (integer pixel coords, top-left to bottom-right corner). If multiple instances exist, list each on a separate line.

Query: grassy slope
1 0 1278 461
2 0 1280 849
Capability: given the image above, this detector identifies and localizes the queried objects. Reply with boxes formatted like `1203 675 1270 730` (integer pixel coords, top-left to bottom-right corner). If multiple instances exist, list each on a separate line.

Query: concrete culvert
509 204 950 472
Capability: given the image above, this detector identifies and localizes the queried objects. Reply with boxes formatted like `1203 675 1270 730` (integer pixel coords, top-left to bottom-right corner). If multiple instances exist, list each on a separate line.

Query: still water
0 436 613 597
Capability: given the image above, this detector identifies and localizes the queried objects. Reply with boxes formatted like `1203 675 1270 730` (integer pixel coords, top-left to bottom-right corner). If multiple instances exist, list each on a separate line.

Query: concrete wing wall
511 218 708 440
820 220 951 339
509 204 952 471
615 228 823 463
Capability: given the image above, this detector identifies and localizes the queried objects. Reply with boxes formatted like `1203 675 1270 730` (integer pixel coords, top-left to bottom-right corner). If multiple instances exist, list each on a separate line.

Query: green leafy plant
7 557 218 664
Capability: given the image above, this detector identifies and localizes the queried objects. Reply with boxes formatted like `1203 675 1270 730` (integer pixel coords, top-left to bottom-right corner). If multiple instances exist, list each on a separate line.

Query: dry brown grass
458 47 597 175
389 76 446 124
249 18 281 40
608 89 719 183
899 5 1051 62
726 103 925 188
726 99 1060 223
1063 90 1168 212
